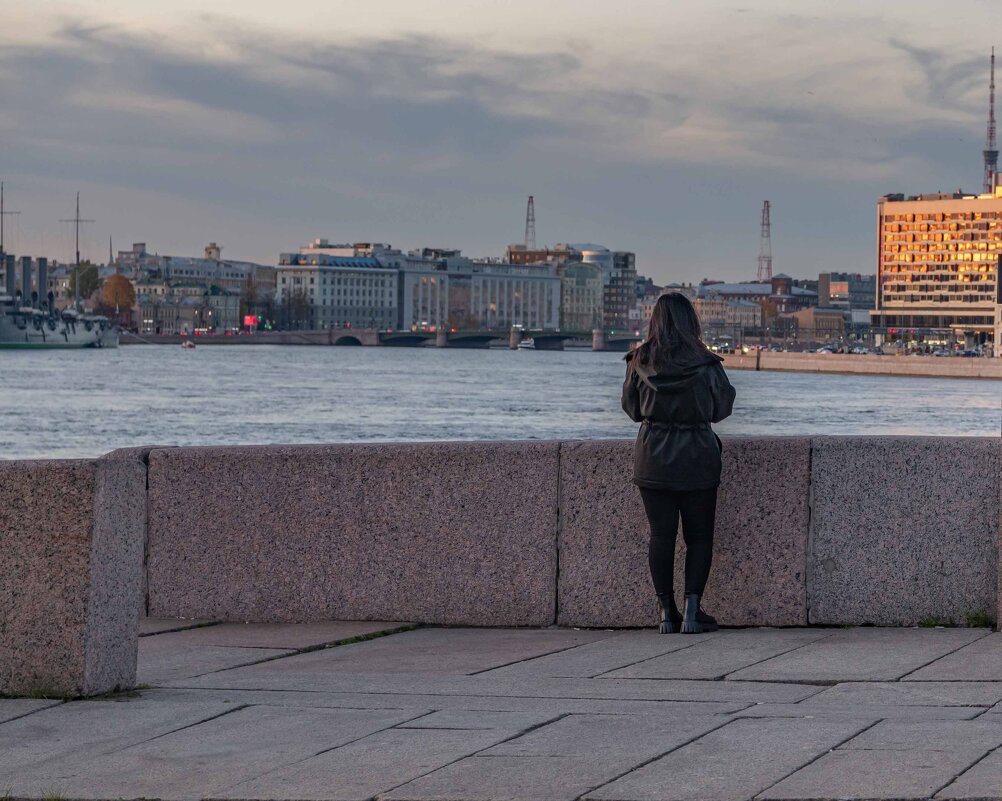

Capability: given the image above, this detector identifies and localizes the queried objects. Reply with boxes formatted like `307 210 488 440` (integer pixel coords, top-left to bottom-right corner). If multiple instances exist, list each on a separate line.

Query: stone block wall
0 450 146 697
146 442 559 626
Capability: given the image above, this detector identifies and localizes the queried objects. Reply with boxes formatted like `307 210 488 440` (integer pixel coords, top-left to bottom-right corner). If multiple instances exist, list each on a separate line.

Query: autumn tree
102 274 136 311
67 261 101 299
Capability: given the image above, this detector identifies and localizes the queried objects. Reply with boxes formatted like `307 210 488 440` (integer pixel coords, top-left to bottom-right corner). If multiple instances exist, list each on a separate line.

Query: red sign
244 315 259 328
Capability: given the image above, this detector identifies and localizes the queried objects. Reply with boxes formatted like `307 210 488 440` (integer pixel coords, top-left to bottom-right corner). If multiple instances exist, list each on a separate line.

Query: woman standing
621 293 736 634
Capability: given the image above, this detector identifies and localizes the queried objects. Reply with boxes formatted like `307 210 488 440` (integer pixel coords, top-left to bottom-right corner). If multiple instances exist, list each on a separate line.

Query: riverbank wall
120 332 1002 378
721 351 1002 379
2 437 999 696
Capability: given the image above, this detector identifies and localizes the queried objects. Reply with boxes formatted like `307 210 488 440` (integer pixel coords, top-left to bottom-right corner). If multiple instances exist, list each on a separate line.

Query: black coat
621 350 736 491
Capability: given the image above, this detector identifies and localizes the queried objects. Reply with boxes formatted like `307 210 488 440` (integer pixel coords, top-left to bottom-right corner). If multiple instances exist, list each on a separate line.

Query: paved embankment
721 350 1002 379
2 621 1002 800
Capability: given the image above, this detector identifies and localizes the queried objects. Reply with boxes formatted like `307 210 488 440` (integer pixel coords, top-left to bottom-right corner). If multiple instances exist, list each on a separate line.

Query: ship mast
0 182 21 255
59 193 94 311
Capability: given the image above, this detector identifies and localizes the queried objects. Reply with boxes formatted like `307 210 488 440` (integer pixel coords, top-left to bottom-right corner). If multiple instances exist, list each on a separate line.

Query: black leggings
639 486 718 600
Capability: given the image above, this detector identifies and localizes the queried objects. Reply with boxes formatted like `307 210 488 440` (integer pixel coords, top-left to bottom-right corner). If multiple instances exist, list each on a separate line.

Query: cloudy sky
1 0 998 282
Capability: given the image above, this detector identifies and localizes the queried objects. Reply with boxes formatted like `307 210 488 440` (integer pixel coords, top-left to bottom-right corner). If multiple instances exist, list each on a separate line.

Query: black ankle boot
657 595 681 634
681 593 719 633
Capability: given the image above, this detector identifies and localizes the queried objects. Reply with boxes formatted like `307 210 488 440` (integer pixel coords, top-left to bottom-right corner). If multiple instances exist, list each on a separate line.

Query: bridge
121 328 644 350
329 327 643 351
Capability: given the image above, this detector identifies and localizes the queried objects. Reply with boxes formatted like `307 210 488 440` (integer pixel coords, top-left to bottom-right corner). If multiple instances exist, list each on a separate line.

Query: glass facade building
871 190 1002 345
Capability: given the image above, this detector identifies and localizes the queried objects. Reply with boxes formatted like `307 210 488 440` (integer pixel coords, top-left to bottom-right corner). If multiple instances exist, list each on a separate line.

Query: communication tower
984 47 998 194
757 200 772 282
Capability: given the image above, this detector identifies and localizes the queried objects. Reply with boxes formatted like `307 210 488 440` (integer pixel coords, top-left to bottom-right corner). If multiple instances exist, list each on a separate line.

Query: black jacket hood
629 350 724 393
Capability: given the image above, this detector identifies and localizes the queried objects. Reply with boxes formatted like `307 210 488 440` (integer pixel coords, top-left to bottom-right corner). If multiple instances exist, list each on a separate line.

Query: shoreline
119 332 1002 379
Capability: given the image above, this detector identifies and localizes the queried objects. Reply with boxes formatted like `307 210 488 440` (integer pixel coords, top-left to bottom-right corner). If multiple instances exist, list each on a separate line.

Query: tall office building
870 188 1002 348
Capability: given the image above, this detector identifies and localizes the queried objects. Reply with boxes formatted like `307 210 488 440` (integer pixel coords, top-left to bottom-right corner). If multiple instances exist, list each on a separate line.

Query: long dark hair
626 292 713 366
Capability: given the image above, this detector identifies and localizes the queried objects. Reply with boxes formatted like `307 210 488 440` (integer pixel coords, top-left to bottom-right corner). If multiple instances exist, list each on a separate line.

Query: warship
0 188 119 348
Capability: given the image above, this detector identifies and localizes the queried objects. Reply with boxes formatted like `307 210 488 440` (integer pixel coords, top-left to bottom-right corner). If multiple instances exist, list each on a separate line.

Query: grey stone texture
937 747 1002 799
601 628 832 680
727 627 987 683
588 717 870 801
905 632 1002 681
809 436 1001 626
141 619 409 649
0 450 146 697
146 442 560 625
140 617 216 636
6 625 1002 801
557 437 811 628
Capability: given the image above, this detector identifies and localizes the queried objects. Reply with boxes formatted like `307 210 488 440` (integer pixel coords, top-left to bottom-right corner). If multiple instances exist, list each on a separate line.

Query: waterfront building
870 187 1002 348
398 254 560 332
697 276 817 314
778 306 846 342
135 282 240 333
276 252 397 330
558 262 603 331
114 242 275 296
603 251 638 332
693 296 763 336
504 243 582 267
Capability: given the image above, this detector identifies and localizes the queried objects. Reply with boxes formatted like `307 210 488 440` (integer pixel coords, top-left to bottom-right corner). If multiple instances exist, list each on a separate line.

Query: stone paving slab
732 703 982 721
587 717 870 801
216 710 554 801
601 628 832 680
728 627 987 683
760 720 1002 800
137 639 293 684
905 632 1002 681
477 629 717 678
808 680 1002 708
171 668 821 704
164 626 613 679
140 687 751 717
5 704 419 800
0 698 235 777
936 746 1002 799
0 699 61 724
386 712 726 801
140 617 216 636
141 620 410 650
761 748 988 800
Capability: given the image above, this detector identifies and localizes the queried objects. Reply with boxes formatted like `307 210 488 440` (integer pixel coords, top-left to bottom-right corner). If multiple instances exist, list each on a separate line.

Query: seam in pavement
139 620 222 637
161 683 761 705
207 708 435 795
372 712 574 799
896 629 995 681
572 715 739 801
751 717 882 800
109 703 251 753
930 740 1002 798
706 631 839 683
0 701 67 726
589 637 712 678
467 635 621 677
171 624 421 682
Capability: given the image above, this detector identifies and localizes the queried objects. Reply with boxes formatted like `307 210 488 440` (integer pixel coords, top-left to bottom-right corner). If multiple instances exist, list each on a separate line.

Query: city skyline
1 1 999 282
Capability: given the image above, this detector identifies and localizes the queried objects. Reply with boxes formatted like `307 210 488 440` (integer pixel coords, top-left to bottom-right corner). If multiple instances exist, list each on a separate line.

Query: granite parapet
556 437 811 628
146 442 559 626
0 452 146 697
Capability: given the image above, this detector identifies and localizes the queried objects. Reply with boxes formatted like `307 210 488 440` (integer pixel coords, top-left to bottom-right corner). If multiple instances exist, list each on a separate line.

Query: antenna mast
985 47 998 193
0 181 21 254
59 193 95 311
757 200 773 282
524 195 536 250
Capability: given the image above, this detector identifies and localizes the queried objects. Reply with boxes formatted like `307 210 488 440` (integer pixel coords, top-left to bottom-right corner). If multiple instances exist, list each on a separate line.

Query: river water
2 345 999 459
